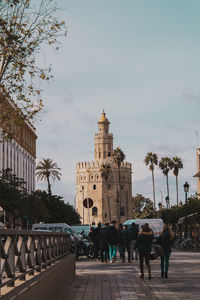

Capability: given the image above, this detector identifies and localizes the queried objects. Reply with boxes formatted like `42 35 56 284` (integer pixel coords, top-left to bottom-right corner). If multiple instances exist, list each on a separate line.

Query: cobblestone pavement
64 250 200 300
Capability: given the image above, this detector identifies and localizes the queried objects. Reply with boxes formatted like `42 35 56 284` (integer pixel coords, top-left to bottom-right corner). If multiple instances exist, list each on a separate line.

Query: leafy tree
100 163 111 222
170 157 183 206
132 194 157 219
144 152 158 209
0 168 27 228
0 0 66 122
159 157 172 203
112 147 125 222
36 158 61 195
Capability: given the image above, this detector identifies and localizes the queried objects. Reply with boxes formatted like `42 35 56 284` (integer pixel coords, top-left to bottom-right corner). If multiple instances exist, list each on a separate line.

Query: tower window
123 176 125 179
96 175 99 180
93 184 96 190
108 184 111 190
104 213 107 218
108 152 111 157
90 175 93 180
121 185 123 190
92 207 98 216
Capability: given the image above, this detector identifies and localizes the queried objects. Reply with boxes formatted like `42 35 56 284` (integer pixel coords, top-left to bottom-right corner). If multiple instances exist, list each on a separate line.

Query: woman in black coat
158 224 174 278
135 223 154 279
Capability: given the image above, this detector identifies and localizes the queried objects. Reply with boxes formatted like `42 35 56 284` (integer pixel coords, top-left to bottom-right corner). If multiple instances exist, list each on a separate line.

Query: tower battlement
76 160 132 171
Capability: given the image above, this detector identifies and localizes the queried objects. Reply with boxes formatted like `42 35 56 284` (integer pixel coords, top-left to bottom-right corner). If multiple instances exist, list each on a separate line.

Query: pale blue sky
36 0 200 207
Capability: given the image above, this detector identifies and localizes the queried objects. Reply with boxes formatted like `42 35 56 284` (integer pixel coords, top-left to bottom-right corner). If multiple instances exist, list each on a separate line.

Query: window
82 186 84 191
96 175 99 180
92 207 98 216
121 185 123 190
93 184 96 190
120 207 125 216
108 184 111 190
104 213 107 218
90 175 93 180
108 152 111 157
123 176 125 180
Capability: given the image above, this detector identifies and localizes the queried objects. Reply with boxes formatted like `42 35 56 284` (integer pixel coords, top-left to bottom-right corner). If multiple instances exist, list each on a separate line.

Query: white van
123 219 164 238
32 223 82 240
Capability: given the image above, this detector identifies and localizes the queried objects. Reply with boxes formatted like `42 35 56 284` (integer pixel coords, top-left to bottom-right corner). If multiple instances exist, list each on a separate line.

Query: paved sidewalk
64 250 200 300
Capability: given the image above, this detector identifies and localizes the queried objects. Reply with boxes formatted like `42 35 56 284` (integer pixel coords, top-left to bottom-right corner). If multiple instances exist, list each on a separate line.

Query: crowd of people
88 221 174 280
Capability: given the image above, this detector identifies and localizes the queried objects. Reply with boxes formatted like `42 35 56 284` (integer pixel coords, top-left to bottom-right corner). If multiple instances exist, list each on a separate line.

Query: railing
0 229 72 295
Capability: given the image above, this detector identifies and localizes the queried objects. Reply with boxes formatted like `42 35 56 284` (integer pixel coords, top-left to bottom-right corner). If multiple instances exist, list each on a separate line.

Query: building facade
76 111 132 225
0 96 37 193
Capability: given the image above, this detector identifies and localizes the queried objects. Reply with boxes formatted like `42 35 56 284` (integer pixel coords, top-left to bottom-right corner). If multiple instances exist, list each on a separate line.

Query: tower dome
98 110 110 124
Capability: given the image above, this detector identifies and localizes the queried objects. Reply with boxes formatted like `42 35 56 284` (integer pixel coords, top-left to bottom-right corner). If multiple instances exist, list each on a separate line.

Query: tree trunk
166 174 170 206
176 175 179 206
118 167 121 223
47 175 51 195
106 181 111 223
151 169 156 209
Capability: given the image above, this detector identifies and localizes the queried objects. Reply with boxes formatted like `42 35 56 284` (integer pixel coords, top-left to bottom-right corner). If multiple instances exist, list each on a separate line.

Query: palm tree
170 157 183 206
144 152 158 209
159 157 172 204
36 158 61 195
100 163 111 222
112 147 125 222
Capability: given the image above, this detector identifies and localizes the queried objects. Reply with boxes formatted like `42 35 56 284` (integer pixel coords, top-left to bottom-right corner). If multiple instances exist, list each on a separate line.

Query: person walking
122 225 132 263
158 224 174 278
99 223 109 262
93 222 101 260
117 223 124 260
106 220 118 263
130 222 139 260
135 223 154 279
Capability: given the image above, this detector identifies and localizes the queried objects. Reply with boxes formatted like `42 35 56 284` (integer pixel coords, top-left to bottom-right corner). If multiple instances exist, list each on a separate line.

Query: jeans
139 251 151 275
109 245 117 261
122 243 131 261
161 253 171 273
99 241 109 262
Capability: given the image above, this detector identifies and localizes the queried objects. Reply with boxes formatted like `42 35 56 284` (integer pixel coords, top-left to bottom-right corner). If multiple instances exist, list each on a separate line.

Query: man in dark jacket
130 222 139 260
99 223 109 262
106 220 117 263
117 223 124 260
122 225 132 262
93 222 101 260
135 223 154 279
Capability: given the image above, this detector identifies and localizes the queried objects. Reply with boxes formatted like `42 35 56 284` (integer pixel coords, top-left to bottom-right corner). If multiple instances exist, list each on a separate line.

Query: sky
35 0 200 208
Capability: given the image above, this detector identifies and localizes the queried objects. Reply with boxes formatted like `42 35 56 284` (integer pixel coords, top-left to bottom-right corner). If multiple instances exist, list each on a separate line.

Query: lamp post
158 202 162 211
165 196 170 209
183 182 189 204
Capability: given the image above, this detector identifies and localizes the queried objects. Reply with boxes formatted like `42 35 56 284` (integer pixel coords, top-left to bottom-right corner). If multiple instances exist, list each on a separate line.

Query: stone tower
76 111 132 225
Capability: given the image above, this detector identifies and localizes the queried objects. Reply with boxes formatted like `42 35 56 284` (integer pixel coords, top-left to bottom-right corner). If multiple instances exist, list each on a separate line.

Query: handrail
0 230 72 294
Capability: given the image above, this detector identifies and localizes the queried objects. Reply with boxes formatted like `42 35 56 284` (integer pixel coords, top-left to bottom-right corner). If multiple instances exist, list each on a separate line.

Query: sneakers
111 257 115 263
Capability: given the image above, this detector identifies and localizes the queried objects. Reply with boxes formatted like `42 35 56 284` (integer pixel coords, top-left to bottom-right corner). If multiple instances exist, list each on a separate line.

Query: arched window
120 207 125 216
96 175 99 180
93 184 96 190
90 175 93 180
92 207 98 216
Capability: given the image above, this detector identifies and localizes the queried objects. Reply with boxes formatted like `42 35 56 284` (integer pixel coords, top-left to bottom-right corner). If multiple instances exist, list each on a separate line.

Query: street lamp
165 196 170 209
183 182 190 204
158 202 162 211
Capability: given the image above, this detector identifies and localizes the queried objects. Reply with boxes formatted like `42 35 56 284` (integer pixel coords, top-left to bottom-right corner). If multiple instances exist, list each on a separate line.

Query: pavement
64 250 200 300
